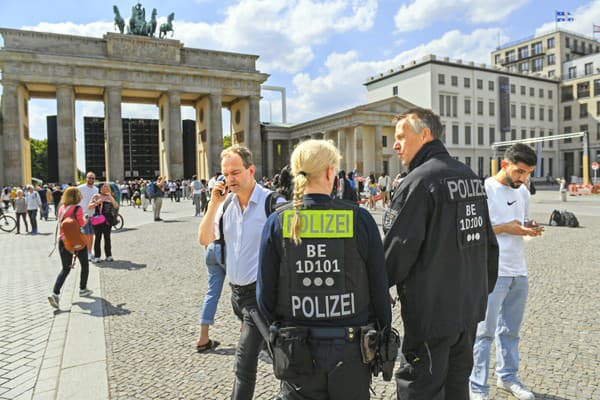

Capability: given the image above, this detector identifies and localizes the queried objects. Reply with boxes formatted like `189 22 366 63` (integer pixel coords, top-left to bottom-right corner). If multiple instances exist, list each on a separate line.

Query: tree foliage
30 138 48 182
223 135 232 149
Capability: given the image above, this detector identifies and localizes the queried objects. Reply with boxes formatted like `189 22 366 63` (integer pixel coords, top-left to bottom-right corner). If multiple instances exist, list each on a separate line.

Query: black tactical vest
275 200 369 323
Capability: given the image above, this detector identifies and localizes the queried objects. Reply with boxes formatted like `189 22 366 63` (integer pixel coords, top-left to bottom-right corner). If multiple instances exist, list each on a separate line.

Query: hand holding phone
216 175 227 196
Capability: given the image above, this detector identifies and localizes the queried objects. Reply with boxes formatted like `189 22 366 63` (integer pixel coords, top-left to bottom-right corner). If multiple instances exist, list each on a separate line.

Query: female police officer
257 139 392 399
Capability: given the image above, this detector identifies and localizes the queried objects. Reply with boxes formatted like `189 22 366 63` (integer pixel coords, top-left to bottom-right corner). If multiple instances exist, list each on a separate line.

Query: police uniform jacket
257 194 392 329
383 140 499 340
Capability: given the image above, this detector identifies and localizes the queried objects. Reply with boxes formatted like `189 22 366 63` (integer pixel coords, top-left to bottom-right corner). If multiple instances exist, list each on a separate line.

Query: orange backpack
60 205 87 253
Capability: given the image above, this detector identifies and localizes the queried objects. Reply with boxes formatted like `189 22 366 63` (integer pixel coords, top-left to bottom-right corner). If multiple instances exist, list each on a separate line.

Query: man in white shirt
378 172 391 207
78 172 99 260
198 146 281 400
470 144 543 400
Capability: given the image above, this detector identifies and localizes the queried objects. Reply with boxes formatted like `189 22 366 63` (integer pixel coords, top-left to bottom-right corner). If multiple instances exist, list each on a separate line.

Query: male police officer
198 146 283 400
383 108 499 400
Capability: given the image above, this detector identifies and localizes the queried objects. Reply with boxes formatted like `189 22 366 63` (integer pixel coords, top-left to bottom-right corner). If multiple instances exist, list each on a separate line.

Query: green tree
223 135 232 149
30 138 48 182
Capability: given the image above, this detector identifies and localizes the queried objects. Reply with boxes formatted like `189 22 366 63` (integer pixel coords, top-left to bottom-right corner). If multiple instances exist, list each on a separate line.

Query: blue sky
1 0 599 170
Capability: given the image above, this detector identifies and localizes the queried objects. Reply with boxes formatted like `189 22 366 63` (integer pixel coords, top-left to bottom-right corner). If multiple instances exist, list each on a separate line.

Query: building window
510 84 515 94
464 77 470 88
530 129 535 139
539 88 544 98
585 62 593 75
530 106 535 120
548 90 553 99
495 54 501 64
568 66 577 79
506 50 516 62
540 130 545 148
548 54 555 65
518 45 529 59
566 37 570 48
438 74 445 84
547 37 555 48
451 76 458 86
519 62 529 72
382 135 388 147
549 107 553 122
520 85 526 95
452 96 457 117
477 100 484 115
477 126 484 145
488 81 494 91
548 70 555 78
529 87 535 97
510 103 516 118
594 79 600 96
500 130 506 142
533 58 543 72
597 101 600 116
539 107 544 121
477 157 484 177
511 129 517 140
465 125 471 145
564 127 572 143
521 129 527 140
561 85 573 102
464 98 471 115
580 125 588 137
465 156 471 168
489 101 495 116
392 86 398 96
532 41 542 55
521 105 526 119
477 79 483 89
439 95 445 115
577 82 590 98
452 125 459 144
548 130 553 147
580 103 588 118
489 127 495 145
564 106 572 120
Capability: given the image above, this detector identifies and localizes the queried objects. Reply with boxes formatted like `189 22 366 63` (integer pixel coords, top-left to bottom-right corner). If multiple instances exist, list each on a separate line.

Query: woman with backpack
90 182 119 263
48 187 92 309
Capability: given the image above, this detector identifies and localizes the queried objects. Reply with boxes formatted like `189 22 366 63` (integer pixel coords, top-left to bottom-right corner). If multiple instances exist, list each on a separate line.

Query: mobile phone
217 175 227 195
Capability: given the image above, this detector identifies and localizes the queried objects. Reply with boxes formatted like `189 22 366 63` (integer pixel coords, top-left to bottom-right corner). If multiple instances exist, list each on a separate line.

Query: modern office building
491 28 600 80
365 55 559 177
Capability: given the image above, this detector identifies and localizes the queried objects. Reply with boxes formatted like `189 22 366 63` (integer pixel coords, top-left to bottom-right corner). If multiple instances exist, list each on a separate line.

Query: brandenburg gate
0 27 268 184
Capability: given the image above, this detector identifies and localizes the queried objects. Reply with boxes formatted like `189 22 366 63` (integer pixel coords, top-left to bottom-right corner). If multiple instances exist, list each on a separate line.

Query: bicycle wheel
112 214 124 230
0 215 17 232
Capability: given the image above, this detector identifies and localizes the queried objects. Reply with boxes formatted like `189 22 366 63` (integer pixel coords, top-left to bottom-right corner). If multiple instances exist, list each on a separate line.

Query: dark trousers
16 212 28 233
93 223 112 258
27 209 38 232
53 240 89 294
230 283 263 400
280 339 371 400
395 327 476 400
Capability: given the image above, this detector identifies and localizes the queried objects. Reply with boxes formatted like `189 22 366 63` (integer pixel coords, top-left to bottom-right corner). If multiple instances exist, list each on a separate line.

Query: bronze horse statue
159 12 175 38
113 5 125 34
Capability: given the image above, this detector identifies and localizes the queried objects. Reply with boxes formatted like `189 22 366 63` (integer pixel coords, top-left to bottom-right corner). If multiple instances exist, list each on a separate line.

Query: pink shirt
58 204 85 240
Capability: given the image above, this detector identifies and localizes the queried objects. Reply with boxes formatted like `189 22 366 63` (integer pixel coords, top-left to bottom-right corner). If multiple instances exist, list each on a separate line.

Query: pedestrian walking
25 185 42 234
469 144 543 400
14 189 28 234
90 182 119 263
190 175 204 216
48 187 93 309
257 139 393 399
383 108 499 400
1 187 10 209
152 176 165 221
52 185 63 218
78 172 99 260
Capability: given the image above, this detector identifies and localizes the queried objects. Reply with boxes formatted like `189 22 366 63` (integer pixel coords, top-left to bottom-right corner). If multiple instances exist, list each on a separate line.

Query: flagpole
555 10 558 31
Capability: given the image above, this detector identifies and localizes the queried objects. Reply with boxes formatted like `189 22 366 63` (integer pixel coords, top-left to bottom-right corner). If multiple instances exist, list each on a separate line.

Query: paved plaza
0 190 598 400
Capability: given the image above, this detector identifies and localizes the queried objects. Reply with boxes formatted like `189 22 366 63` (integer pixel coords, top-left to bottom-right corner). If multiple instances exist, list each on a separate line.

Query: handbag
90 203 106 226
205 240 225 266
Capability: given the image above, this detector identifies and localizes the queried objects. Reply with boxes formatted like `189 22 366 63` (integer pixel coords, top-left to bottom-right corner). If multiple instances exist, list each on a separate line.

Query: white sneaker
79 288 93 297
470 390 489 400
105 256 114 262
48 293 59 309
497 380 535 400
92 257 101 263
88 253 93 261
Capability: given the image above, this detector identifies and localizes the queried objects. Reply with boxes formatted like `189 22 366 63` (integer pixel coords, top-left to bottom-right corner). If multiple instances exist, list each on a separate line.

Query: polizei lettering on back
282 210 353 238
291 293 355 318
445 178 487 202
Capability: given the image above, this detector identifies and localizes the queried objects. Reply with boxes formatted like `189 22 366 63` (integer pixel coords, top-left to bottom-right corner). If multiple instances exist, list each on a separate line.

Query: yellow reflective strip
282 210 354 238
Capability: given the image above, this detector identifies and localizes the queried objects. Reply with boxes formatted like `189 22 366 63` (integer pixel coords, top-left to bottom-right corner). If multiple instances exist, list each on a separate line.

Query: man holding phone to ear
470 143 542 400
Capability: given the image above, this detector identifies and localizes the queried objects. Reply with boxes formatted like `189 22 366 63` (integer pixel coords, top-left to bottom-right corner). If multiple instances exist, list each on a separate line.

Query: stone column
345 129 355 172
1 82 28 185
207 93 223 176
168 91 183 179
266 138 274 177
247 95 263 177
104 86 123 181
56 85 77 184
337 129 346 171
158 94 169 178
354 125 363 173
375 125 383 174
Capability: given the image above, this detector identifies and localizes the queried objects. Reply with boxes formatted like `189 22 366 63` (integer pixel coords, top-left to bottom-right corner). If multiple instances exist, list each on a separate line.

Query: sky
1 0 600 170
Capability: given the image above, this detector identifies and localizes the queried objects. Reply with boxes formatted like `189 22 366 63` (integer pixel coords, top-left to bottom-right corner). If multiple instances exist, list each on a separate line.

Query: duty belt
308 326 361 342
230 282 256 296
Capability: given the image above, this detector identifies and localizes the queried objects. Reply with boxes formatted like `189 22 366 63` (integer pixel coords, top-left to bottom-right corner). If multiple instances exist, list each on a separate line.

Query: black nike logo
507 201 517 206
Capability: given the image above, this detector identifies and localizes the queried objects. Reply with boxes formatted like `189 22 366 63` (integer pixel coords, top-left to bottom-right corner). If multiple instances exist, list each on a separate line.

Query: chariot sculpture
113 2 173 38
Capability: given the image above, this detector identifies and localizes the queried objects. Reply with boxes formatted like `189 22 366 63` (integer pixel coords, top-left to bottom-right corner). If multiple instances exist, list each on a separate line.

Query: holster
271 326 314 380
360 325 378 364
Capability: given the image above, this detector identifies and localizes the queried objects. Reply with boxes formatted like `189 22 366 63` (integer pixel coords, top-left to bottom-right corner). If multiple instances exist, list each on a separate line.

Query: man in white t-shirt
78 172 99 261
470 144 543 400
377 172 391 207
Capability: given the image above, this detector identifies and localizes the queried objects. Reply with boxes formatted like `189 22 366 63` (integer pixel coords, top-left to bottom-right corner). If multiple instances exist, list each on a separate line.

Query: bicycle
112 213 124 231
0 208 17 233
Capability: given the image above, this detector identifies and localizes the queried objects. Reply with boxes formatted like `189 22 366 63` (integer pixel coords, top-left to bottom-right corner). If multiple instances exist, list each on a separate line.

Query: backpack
147 182 160 198
215 192 285 264
342 178 358 202
60 205 87 253
549 209 579 227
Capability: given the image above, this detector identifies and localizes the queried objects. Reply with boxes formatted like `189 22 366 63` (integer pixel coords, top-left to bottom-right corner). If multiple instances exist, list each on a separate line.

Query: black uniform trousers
230 282 264 400
278 338 371 400
395 327 476 400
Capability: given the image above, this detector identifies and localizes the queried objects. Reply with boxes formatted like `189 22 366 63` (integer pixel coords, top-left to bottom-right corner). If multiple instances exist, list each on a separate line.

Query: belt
308 326 361 342
230 282 256 295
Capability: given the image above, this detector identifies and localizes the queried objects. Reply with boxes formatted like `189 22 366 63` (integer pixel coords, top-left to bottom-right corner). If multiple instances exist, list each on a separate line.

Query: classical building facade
0 28 268 185
365 55 560 177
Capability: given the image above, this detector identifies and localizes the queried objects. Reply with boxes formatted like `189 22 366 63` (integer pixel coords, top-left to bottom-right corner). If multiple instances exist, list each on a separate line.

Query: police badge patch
382 207 398 233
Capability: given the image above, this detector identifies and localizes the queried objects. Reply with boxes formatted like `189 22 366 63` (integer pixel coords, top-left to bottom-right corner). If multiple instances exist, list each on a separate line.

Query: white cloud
394 0 529 32
288 28 508 122
535 1 600 37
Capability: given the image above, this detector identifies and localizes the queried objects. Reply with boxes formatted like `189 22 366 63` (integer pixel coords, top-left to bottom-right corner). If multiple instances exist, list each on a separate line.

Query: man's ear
422 127 434 142
249 165 256 176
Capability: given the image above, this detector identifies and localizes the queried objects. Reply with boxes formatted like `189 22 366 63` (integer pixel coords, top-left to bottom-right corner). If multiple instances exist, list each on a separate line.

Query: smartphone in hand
217 175 227 195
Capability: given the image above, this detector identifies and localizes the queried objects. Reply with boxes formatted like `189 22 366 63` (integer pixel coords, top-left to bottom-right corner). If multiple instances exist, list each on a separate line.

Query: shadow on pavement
161 219 183 224
535 394 572 400
112 227 138 233
73 296 132 317
210 347 237 356
97 260 147 271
